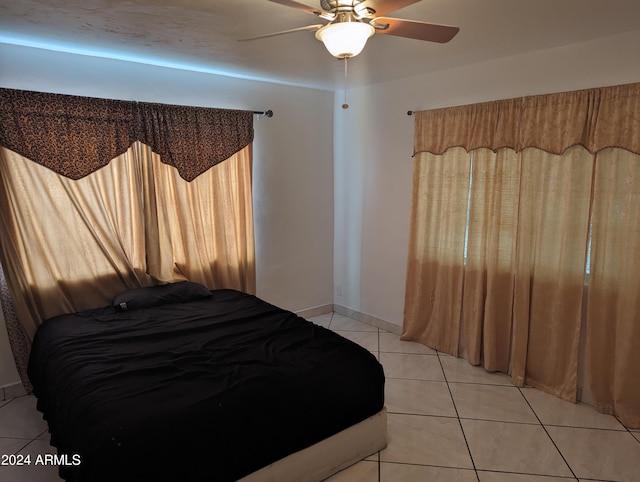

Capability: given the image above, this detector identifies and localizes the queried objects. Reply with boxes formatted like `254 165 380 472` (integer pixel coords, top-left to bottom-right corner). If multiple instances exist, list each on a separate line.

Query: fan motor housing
321 0 373 16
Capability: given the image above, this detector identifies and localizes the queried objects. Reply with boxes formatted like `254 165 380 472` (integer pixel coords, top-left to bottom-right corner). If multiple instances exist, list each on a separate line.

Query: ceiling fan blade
359 0 422 17
268 0 334 19
239 24 324 42
372 17 459 43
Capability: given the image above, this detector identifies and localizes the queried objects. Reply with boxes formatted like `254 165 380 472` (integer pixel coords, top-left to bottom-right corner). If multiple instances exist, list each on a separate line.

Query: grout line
543 424 629 433
13 439 33 456
378 460 479 472
436 351 480 482
518 387 578 479
475 469 581 480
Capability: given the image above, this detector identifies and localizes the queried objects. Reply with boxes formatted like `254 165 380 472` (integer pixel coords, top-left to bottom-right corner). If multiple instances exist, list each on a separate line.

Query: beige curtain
587 148 640 428
461 148 520 373
405 82 640 427
510 147 593 401
142 144 255 293
402 148 470 355
0 143 255 345
0 147 151 342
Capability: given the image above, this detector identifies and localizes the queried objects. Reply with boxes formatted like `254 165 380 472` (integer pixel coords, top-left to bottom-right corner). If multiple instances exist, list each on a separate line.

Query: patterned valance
0 89 254 181
414 82 640 156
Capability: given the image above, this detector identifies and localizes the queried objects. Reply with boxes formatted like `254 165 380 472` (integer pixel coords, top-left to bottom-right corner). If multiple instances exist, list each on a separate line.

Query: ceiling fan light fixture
315 21 374 58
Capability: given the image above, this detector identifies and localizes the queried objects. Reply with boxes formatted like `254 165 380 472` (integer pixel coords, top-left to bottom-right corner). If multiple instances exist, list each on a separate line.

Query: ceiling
1 0 640 91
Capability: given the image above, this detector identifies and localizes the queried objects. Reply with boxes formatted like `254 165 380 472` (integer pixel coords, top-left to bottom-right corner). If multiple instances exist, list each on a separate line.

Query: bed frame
241 409 387 481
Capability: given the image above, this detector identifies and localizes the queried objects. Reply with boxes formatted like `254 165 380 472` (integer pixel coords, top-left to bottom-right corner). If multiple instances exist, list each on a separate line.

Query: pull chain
342 56 349 110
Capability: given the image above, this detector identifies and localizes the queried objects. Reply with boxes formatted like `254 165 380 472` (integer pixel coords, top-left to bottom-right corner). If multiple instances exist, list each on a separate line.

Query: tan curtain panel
587 148 640 428
140 144 256 293
461 148 520 373
510 146 593 401
403 148 470 355
0 88 254 181
0 147 153 341
414 82 640 156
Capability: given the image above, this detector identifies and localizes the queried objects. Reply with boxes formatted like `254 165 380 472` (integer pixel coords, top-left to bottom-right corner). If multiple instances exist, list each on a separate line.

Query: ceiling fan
241 0 460 59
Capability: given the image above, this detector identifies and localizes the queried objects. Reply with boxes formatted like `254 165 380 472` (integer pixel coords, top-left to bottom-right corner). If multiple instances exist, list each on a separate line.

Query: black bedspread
28 289 385 481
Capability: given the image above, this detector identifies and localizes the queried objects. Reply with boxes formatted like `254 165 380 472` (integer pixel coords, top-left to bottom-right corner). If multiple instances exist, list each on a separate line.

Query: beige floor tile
385 379 457 417
439 355 512 385
522 387 625 430
450 384 538 424
478 471 575 481
307 313 332 328
379 332 436 355
3 384 28 399
0 396 48 440
323 460 378 482
0 437 31 456
0 439 63 481
334 330 379 354
546 425 640 481
379 353 445 381
380 413 473 469
380 462 476 481
329 314 378 332
461 419 573 477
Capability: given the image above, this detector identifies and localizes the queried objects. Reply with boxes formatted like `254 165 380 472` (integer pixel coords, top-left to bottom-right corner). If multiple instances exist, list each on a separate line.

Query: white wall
333 29 640 328
0 44 335 385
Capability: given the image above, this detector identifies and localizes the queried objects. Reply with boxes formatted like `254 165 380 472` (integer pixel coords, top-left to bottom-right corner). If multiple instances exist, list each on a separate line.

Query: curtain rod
253 110 273 117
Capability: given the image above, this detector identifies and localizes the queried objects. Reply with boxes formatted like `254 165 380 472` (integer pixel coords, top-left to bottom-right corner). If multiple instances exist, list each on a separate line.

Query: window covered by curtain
0 89 256 390
403 148 470 356
587 148 640 427
403 82 640 428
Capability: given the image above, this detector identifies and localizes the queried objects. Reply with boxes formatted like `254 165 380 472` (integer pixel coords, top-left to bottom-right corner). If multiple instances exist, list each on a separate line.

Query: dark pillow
113 281 212 312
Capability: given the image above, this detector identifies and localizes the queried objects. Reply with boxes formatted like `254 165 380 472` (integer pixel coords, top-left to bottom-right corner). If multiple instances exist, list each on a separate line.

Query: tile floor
1 312 639 482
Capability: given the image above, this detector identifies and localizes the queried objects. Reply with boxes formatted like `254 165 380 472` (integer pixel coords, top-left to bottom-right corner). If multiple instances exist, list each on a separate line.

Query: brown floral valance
414 82 640 156
0 88 254 181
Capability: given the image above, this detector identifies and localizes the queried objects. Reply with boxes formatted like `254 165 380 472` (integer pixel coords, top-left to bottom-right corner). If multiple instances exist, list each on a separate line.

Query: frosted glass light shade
315 22 375 58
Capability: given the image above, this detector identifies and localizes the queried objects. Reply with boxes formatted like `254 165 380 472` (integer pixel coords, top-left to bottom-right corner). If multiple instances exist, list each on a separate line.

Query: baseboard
333 305 402 335
577 386 595 407
1 382 27 400
295 304 334 319
295 303 403 336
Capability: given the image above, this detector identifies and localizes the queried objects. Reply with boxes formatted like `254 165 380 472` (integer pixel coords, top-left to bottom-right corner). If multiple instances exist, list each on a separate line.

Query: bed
27 282 386 481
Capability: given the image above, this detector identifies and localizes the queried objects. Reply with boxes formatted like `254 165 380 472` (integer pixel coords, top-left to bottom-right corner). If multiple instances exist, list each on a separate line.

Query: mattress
28 287 385 481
